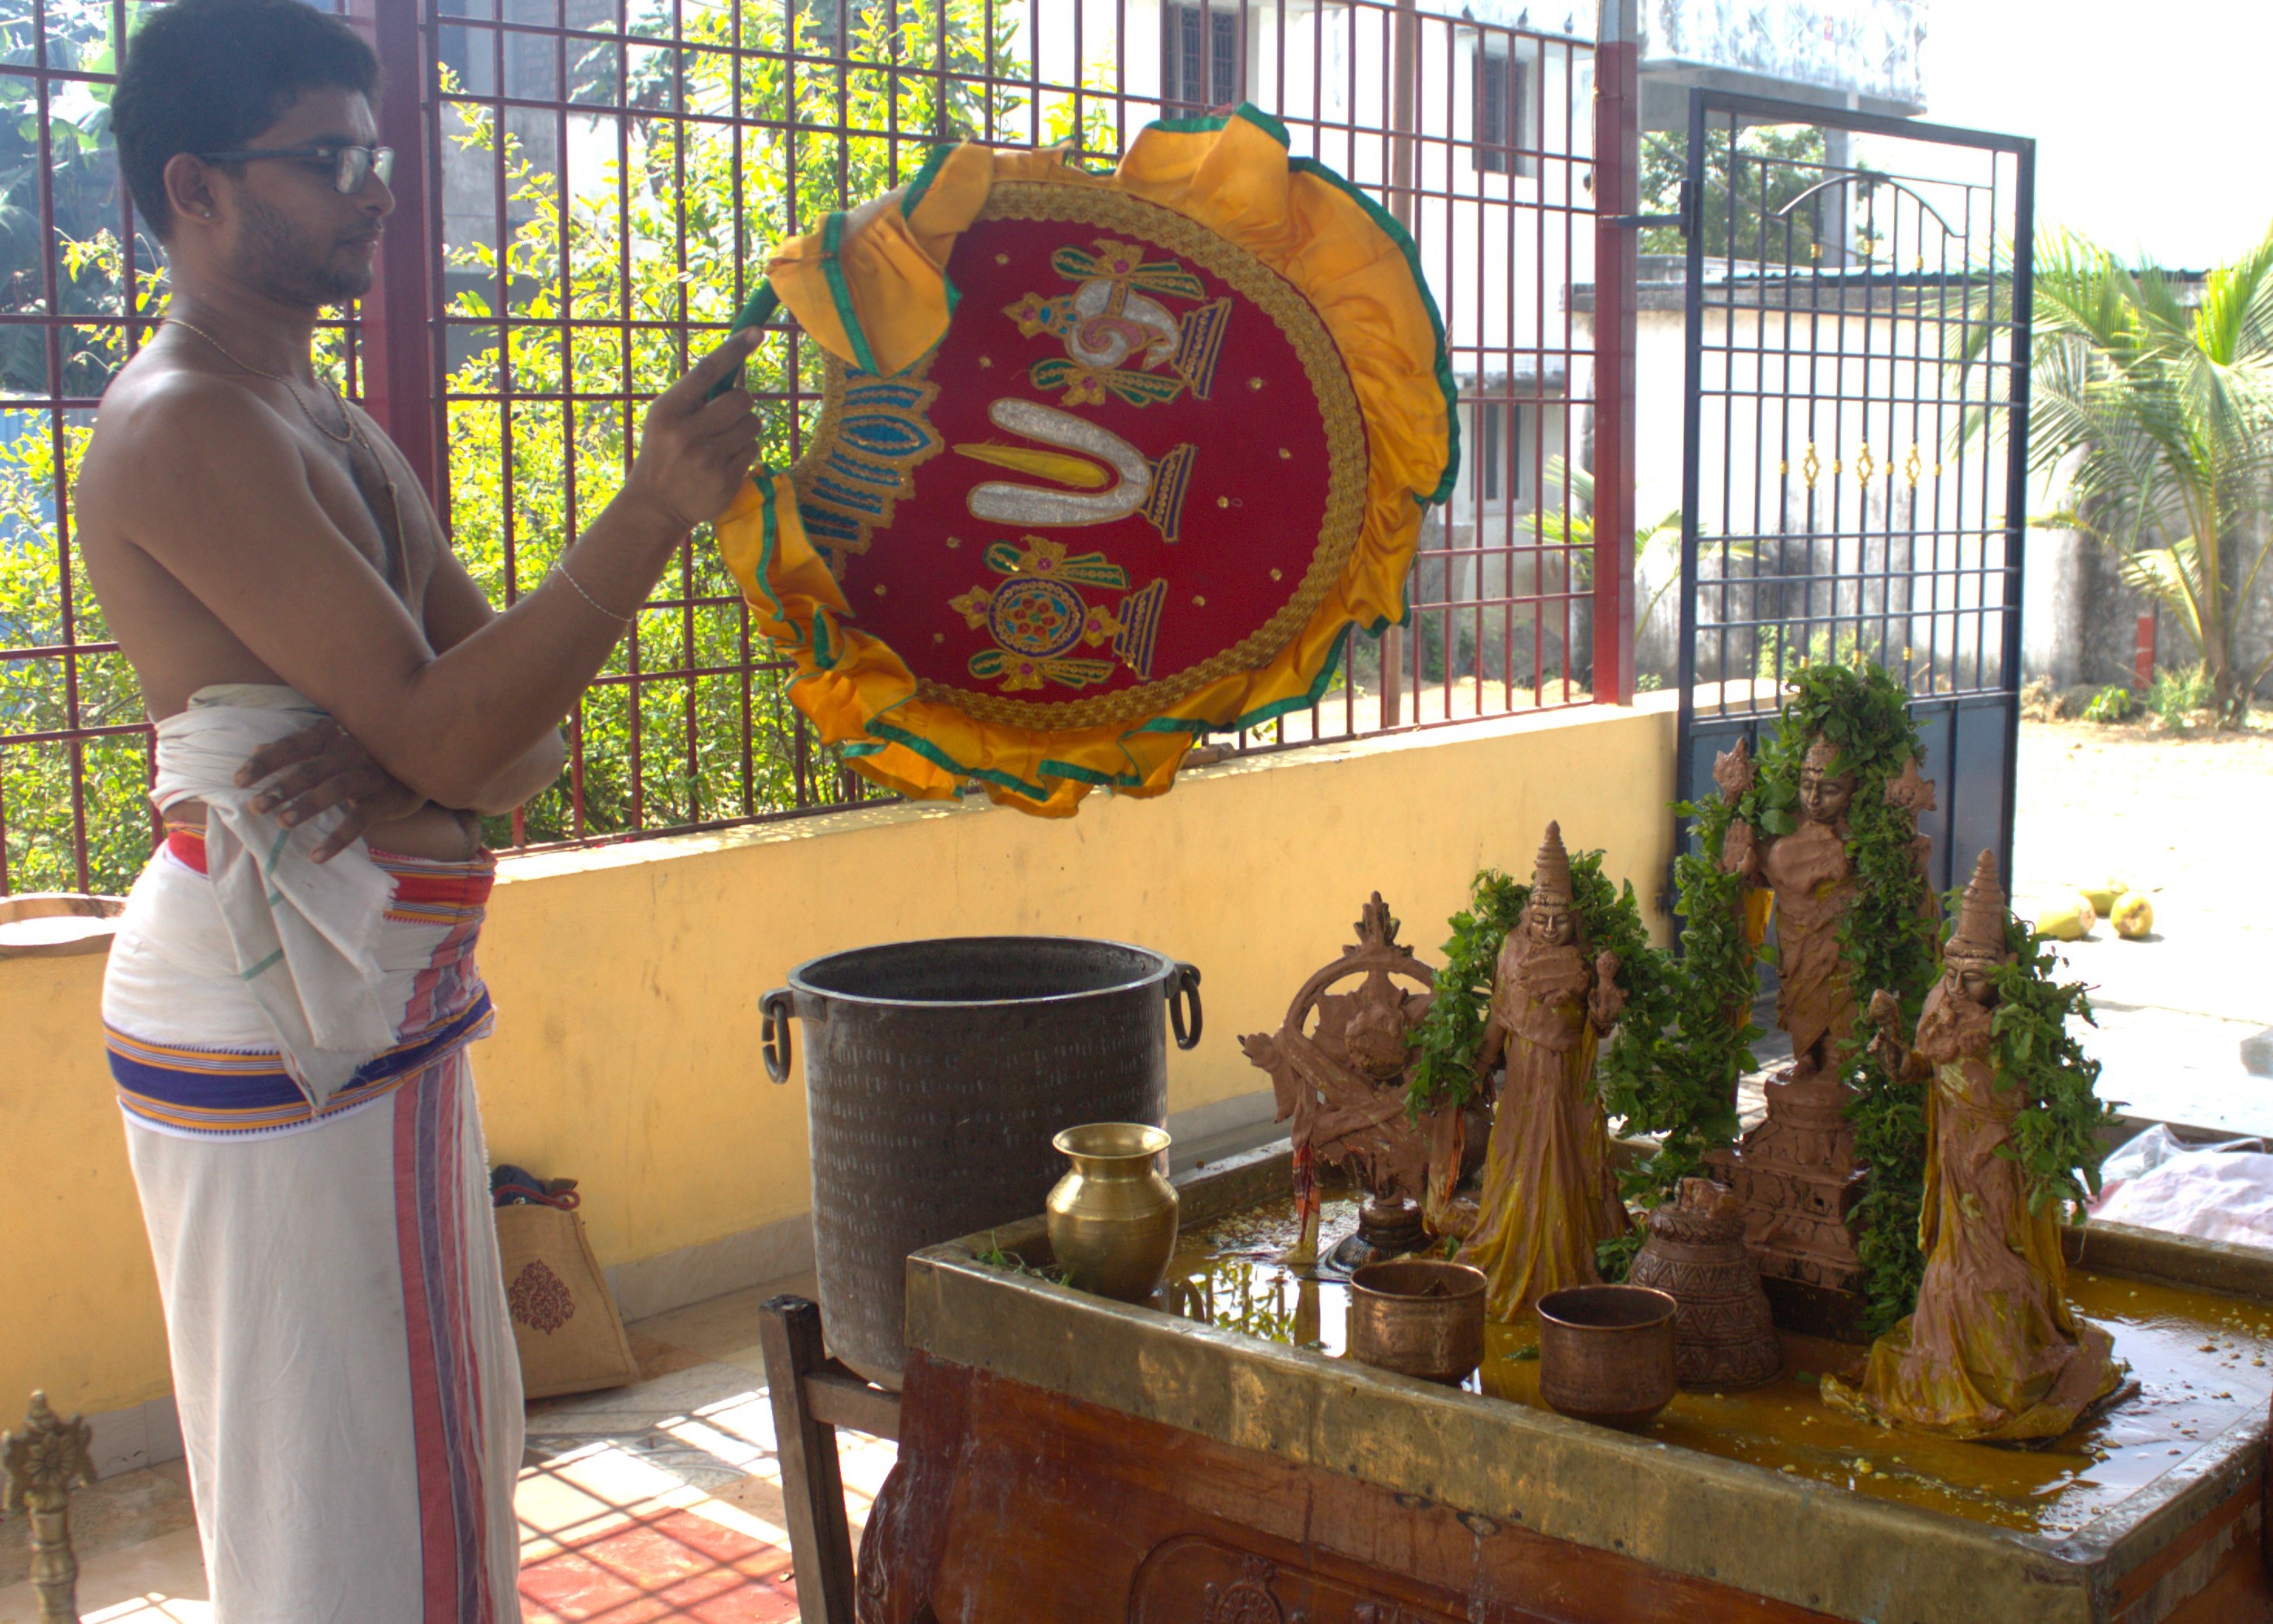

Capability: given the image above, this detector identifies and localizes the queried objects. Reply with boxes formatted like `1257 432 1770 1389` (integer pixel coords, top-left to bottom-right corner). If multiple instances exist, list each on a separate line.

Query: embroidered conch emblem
953 397 1196 543
1007 236 1230 408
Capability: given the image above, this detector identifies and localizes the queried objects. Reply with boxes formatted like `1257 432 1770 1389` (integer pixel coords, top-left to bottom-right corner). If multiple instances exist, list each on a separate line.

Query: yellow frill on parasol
712 105 1455 815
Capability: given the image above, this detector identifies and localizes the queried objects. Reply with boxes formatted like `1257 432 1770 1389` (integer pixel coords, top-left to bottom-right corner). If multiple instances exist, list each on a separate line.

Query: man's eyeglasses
194 144 394 196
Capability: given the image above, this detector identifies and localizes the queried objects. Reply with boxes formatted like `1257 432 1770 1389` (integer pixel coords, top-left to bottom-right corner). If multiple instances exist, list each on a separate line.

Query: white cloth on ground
151 683 396 1102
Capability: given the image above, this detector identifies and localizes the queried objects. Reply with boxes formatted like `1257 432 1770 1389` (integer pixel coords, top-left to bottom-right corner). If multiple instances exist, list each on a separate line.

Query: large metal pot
761 936 1202 1387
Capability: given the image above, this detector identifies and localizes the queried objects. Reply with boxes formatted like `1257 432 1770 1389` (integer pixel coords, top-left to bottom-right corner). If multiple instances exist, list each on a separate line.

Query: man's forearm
389 492 685 805
458 729 569 818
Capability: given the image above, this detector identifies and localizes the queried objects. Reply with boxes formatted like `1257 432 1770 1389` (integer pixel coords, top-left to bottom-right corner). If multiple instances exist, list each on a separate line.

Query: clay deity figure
1457 823 1630 1322
1822 852 2125 1441
1722 734 1859 1098
1243 895 1447 1268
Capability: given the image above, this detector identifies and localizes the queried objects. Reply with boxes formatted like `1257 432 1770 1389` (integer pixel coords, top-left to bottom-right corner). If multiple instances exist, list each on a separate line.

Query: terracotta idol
1710 735 1887 1308
1457 824 1630 1322
1822 853 2125 1440
1242 895 1461 1268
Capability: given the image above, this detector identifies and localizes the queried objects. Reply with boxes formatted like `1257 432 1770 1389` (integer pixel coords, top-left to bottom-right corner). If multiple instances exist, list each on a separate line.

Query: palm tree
1541 455 1685 631
2016 228 2273 727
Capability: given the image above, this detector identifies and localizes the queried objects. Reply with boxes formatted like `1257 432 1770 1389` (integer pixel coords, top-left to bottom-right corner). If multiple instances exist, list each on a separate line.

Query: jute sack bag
492 1176 638 1399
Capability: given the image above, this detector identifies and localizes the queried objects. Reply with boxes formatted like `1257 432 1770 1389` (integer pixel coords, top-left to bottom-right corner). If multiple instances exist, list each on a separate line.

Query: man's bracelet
551 557 638 627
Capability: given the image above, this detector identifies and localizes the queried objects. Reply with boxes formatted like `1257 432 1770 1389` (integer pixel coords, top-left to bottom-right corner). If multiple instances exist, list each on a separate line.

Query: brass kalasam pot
1046 1123 1179 1302
1345 1259 1488 1385
1536 1284 1679 1430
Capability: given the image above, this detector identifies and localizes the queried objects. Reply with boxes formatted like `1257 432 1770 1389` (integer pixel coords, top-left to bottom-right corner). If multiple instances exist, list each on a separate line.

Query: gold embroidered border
914 180 1369 732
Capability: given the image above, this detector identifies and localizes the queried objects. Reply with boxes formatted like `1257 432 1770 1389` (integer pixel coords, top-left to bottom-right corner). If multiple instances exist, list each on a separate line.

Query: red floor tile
519 1505 798 1622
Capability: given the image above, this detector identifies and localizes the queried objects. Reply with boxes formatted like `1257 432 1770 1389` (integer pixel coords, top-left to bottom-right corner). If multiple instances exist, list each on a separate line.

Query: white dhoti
106 689 522 1623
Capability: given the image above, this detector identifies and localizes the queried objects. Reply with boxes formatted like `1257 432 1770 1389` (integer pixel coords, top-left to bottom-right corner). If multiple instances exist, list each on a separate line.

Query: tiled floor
0 1277 893 1624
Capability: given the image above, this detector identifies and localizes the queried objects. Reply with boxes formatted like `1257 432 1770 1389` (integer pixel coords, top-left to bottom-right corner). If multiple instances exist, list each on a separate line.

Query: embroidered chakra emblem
950 537 1168 693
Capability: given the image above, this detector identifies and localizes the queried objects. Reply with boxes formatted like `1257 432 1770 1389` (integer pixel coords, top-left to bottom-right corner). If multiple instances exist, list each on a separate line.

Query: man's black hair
112 0 382 240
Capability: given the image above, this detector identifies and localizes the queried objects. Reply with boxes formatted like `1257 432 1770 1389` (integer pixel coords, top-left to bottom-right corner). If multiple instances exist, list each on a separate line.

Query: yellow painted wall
0 699 1675 1418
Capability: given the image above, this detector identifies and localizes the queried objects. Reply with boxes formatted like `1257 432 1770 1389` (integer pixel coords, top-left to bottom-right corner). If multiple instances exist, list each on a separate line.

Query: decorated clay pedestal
1628 1177 1782 1391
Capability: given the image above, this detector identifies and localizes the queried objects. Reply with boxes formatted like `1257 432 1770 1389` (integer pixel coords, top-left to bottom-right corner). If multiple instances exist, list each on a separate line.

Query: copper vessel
1627 1177 1784 1391
1536 1284 1678 1429
1046 1123 1179 1302
1345 1259 1487 1385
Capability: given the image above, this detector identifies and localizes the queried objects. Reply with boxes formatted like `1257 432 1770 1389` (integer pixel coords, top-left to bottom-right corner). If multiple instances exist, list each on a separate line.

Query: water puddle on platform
1159 1194 2273 1536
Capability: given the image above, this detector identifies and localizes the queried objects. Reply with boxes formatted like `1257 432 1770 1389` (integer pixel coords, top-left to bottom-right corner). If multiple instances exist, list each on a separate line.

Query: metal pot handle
1168 962 1203 1050
761 988 795 1083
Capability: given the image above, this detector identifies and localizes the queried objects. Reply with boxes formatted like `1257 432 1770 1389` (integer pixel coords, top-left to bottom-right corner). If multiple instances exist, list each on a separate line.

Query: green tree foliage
0 0 165 893
1995 228 2273 727
1638 125 1830 264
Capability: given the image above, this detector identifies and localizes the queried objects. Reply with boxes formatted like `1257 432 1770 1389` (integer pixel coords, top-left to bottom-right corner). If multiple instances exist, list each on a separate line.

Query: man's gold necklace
164 314 405 589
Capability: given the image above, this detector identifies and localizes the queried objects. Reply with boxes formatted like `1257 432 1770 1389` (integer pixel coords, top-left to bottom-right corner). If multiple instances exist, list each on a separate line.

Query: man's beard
230 190 373 307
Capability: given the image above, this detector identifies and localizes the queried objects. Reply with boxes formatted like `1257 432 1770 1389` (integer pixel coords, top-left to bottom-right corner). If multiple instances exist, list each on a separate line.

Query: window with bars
1475 400 1528 509
1474 43 1532 177
1162 2 1243 112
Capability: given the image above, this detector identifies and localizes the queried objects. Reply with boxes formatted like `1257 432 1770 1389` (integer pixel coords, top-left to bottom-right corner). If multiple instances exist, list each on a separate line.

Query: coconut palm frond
2190 231 2273 365
2116 539 2210 645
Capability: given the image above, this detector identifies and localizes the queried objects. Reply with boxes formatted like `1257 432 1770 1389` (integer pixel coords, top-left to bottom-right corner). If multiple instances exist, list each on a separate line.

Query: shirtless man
78 3 761 1618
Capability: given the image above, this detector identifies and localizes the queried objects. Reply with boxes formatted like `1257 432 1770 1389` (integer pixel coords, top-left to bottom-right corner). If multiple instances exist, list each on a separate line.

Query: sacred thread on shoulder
1008 236 1231 410
949 536 1169 693
950 397 1197 543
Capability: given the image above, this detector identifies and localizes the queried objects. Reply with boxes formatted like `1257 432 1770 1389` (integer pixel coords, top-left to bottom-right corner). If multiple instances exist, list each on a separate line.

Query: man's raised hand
621 327 767 537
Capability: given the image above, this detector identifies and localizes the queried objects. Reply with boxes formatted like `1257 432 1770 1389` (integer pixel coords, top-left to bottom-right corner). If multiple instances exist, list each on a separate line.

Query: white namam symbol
953 397 1197 544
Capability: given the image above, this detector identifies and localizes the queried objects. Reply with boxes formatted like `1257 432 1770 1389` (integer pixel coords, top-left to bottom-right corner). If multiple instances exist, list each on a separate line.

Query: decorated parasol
713 105 1456 815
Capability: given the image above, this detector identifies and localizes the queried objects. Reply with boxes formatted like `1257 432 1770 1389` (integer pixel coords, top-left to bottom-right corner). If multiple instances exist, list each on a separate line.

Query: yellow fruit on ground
2112 892 2155 940
2038 896 2098 941
2081 881 2126 914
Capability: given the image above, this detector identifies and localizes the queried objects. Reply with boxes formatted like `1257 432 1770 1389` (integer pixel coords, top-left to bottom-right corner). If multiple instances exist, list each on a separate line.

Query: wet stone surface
1155 1193 2273 1537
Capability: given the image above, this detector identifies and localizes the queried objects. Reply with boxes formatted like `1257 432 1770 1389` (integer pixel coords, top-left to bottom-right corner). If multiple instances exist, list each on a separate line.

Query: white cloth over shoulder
151 683 394 1101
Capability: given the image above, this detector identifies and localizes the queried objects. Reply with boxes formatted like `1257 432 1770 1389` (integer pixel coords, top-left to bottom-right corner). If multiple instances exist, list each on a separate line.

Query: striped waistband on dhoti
108 991 497 1139
111 828 499 1140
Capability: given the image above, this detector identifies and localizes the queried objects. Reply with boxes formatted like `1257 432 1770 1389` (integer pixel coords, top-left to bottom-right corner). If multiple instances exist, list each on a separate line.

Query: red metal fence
0 0 1624 897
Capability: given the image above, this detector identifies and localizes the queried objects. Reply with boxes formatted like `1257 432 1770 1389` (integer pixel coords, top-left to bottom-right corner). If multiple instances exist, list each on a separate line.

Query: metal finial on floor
2 1390 93 1623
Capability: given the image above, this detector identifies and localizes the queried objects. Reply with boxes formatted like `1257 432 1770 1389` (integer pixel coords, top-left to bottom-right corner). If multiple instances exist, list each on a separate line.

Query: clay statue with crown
1822 852 2128 1439
1456 823 1632 1322
1712 734 1880 1302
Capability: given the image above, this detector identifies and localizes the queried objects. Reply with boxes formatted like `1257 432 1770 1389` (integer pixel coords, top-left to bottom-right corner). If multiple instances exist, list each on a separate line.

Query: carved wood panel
1131 1539 1462 1624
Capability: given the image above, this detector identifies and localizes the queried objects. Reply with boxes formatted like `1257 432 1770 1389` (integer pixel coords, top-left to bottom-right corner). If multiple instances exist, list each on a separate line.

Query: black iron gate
1674 89 2036 896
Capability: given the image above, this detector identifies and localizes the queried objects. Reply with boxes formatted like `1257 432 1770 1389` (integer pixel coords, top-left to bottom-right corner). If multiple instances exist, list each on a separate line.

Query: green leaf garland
1985 914 2120 1219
